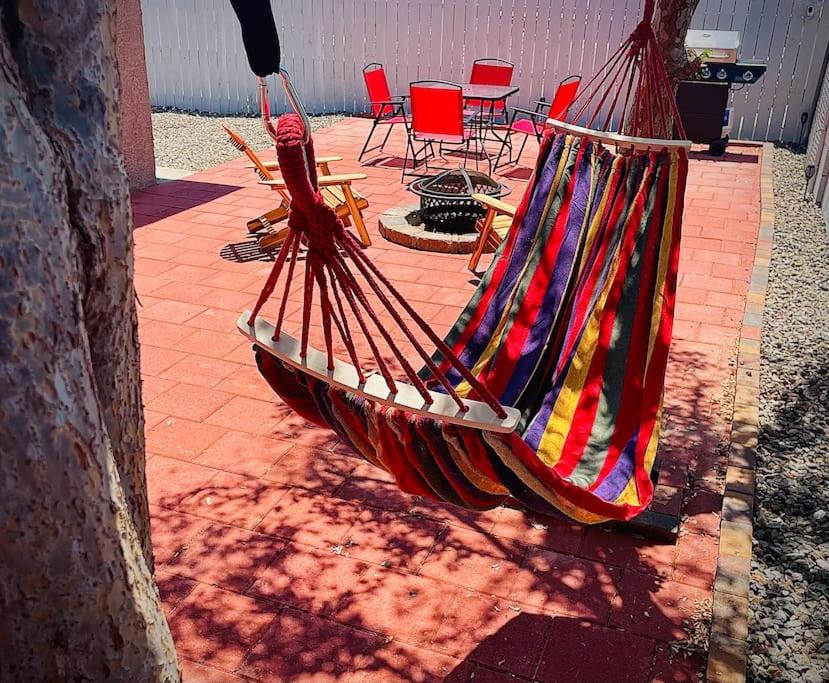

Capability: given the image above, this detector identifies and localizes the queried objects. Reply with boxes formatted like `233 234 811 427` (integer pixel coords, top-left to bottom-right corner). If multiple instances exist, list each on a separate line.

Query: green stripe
570 156 667 487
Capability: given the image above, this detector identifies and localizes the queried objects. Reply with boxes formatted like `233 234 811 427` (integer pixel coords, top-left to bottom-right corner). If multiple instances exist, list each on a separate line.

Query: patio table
460 83 520 170
460 83 520 129
459 83 520 103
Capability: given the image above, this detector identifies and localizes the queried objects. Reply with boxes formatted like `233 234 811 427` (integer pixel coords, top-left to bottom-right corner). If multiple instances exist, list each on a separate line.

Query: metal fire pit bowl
408 168 509 234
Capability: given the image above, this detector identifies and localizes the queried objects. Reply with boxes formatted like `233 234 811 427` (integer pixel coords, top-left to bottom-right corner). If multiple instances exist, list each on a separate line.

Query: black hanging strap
229 0 280 77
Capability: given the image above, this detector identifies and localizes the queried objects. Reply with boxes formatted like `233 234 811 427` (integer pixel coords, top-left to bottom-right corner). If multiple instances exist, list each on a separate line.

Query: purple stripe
522 156 630 448
592 432 638 500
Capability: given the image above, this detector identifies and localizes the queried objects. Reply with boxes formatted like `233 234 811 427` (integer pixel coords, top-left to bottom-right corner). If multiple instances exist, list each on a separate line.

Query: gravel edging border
705 142 774 683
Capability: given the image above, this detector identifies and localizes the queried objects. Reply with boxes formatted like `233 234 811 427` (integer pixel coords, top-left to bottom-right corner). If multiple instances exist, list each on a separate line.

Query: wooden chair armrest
315 173 367 186
471 193 517 216
248 155 343 172
259 173 367 190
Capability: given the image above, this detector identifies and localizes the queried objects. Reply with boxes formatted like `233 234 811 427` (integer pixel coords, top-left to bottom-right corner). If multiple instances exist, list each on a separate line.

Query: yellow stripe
443 428 509 495
616 153 679 506
484 433 612 524
577 153 617 272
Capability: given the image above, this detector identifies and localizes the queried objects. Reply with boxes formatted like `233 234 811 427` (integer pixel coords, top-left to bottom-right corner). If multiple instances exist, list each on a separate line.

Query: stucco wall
116 0 155 189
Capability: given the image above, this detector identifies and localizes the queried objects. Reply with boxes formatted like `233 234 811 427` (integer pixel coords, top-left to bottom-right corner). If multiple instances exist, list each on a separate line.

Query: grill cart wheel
708 136 728 157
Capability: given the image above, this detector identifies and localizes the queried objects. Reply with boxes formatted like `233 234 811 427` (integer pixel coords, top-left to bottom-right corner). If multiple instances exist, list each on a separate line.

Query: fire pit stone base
378 205 493 254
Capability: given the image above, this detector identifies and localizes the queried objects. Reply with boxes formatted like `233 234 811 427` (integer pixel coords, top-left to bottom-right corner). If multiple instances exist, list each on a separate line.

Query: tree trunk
653 0 702 86
0 1 178 679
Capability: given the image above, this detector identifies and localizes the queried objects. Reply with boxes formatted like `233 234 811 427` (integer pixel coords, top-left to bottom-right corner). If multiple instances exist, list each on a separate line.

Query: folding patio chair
467 193 517 272
403 80 478 181
358 63 410 161
493 74 581 170
465 57 514 124
223 126 372 248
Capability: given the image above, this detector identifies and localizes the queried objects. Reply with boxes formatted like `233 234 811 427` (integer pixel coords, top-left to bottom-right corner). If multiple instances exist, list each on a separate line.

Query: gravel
748 145 829 682
151 109 346 172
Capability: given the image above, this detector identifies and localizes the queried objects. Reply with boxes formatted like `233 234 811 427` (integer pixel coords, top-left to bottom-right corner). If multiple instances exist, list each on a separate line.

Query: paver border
705 142 774 683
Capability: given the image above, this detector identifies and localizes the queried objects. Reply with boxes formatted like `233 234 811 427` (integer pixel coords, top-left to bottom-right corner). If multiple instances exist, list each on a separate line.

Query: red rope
248 227 295 326
274 234 301 339
341 231 508 416
562 0 687 142
328 274 366 384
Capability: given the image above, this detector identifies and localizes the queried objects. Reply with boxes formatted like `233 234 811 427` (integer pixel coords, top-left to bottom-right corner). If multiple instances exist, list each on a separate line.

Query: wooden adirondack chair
468 193 517 272
223 126 372 249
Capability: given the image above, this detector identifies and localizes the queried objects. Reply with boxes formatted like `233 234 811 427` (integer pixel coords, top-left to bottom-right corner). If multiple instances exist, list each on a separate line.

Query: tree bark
653 0 702 86
0 1 178 679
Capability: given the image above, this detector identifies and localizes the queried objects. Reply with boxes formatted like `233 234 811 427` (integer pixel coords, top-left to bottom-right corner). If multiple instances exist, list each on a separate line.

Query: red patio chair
466 58 514 123
359 62 410 161
493 74 581 170
403 80 477 181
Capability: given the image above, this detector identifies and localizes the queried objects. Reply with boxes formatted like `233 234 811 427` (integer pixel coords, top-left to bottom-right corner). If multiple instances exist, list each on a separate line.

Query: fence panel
143 0 829 142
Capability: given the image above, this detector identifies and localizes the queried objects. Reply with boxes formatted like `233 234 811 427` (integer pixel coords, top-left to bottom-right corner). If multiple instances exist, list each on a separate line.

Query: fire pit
408 169 509 234
378 169 510 253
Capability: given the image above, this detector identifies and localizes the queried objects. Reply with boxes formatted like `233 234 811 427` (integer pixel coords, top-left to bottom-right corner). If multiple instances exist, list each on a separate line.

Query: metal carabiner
257 69 311 145
278 68 312 144
257 76 277 143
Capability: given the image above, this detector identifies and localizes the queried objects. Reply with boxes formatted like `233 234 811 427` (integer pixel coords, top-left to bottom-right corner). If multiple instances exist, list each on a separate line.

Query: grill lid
685 30 741 64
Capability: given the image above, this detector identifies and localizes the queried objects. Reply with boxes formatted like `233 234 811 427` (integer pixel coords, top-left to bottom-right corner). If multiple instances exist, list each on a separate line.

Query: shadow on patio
145 345 726 682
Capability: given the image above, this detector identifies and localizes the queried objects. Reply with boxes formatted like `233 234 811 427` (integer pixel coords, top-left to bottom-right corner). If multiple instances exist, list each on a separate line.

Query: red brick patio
133 118 761 682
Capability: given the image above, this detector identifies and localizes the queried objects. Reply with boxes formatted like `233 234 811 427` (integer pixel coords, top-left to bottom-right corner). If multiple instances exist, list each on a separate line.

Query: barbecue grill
678 30 767 156
408 169 509 234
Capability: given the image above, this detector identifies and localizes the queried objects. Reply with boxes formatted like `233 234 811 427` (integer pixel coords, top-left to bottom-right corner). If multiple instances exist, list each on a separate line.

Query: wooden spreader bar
238 312 521 433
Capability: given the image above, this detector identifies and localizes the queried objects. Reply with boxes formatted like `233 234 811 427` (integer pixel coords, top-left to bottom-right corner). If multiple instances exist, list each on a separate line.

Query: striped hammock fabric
256 130 688 523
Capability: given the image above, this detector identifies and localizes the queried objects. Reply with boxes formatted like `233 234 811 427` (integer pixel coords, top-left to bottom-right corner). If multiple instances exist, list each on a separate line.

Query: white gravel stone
748 145 829 682
151 109 346 172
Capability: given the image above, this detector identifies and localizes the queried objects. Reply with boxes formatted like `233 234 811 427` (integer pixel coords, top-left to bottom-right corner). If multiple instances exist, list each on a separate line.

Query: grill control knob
716 69 728 80
743 70 754 82
700 67 711 80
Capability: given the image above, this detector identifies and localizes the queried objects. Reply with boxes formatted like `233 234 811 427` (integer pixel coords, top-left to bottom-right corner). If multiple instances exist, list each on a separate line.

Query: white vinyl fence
142 0 829 142
806 59 829 226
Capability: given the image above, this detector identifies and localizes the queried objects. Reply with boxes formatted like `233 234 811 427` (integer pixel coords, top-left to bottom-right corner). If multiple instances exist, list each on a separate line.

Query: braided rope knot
629 20 654 47
288 194 346 263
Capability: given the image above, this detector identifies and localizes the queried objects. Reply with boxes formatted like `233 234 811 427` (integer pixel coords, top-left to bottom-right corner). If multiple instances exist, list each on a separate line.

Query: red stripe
632 149 688 497
501 432 652 521
375 410 439 498
458 427 504 485
553 158 628 379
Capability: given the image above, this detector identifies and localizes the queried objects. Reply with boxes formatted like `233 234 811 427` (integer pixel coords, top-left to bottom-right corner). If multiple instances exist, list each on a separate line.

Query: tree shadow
687 150 759 164
132 180 242 227
146 318 730 682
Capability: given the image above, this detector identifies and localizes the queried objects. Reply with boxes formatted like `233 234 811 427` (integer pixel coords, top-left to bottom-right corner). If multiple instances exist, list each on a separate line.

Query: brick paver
134 118 762 681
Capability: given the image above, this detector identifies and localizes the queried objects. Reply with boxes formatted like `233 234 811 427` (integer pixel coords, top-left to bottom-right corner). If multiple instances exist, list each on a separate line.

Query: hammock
231 0 690 523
